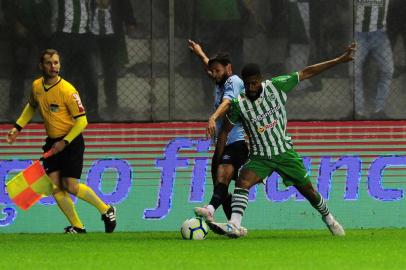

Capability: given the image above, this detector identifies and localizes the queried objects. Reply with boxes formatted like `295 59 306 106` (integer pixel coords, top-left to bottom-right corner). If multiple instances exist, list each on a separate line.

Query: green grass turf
0 229 405 270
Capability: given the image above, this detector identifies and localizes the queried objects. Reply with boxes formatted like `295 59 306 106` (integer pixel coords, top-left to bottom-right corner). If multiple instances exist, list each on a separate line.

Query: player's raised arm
299 43 356 81
188 39 211 76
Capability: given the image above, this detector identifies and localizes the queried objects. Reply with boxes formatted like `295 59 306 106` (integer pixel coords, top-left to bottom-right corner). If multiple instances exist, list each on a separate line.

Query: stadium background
0 0 406 232
0 0 405 122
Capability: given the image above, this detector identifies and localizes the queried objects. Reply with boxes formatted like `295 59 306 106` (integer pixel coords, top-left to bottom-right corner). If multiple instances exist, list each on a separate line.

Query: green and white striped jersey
228 72 299 158
56 0 90 34
355 0 389 32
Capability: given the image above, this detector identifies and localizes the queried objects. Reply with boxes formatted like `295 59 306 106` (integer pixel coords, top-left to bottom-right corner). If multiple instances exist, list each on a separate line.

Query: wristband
14 124 22 131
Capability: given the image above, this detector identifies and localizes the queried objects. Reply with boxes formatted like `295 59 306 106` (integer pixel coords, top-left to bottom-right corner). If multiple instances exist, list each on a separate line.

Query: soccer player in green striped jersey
210 43 356 238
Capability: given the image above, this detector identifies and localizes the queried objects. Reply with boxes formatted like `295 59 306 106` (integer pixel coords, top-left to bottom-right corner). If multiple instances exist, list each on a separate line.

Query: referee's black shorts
212 140 249 181
42 134 85 179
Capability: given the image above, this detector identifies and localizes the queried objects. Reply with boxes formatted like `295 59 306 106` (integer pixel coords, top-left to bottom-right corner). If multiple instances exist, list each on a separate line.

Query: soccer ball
180 217 209 240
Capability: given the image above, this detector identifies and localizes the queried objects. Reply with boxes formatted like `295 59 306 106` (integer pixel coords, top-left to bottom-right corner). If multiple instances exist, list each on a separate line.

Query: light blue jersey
214 75 245 145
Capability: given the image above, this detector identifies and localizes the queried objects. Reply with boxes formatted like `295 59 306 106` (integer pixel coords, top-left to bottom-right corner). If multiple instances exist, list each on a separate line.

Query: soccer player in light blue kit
188 40 249 232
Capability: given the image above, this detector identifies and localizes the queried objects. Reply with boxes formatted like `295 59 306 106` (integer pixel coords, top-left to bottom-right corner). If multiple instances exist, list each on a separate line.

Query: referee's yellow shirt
29 76 86 138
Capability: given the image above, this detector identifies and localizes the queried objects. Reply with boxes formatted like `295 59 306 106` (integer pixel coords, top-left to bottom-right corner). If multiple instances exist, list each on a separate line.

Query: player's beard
215 74 228 86
246 87 263 101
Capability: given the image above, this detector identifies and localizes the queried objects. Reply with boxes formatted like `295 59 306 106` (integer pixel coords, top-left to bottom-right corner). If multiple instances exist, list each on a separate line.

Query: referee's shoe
102 205 117 233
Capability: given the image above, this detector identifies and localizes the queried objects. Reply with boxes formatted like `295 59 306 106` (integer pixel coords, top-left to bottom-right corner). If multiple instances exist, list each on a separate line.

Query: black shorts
42 134 85 179
212 140 249 180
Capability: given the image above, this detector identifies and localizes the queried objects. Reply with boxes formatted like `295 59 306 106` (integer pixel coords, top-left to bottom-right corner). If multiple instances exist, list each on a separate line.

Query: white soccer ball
180 217 209 240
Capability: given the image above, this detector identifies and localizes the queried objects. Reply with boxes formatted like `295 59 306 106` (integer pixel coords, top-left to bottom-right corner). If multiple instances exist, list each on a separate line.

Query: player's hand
188 39 204 56
338 43 356 63
52 140 68 154
6 128 19 144
206 117 216 138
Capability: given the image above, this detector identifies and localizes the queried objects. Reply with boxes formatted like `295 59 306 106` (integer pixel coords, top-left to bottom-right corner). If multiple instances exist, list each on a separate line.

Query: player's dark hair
40 49 59 63
208 52 231 67
241 63 261 80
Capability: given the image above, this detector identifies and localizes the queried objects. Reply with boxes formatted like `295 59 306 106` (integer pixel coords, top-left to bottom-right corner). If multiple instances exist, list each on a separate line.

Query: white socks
323 213 335 225
207 204 215 215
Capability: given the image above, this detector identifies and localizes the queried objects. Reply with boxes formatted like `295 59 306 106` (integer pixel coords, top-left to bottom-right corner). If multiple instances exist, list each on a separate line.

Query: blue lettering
0 207 17 227
189 139 211 202
317 156 362 200
143 138 193 219
87 159 132 204
368 156 405 201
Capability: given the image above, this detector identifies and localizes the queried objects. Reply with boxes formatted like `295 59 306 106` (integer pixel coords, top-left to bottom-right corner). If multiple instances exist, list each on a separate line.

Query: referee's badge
50 104 59 112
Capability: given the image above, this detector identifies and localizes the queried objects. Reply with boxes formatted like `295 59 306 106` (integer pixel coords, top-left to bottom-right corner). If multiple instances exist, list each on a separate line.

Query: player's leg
194 163 234 222
63 177 116 232
195 141 248 222
49 171 86 233
275 149 344 236
63 177 109 214
194 143 233 221
354 32 370 118
216 164 233 219
61 135 116 233
42 137 85 233
295 183 345 236
220 141 249 219
370 31 394 117
229 168 261 226
210 156 269 238
209 168 261 238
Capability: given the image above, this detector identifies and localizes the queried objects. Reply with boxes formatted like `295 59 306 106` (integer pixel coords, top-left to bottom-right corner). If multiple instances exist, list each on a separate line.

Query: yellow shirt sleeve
66 90 86 118
15 103 36 130
63 115 88 143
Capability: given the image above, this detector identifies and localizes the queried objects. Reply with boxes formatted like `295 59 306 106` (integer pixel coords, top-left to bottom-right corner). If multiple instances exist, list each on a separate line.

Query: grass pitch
0 229 404 270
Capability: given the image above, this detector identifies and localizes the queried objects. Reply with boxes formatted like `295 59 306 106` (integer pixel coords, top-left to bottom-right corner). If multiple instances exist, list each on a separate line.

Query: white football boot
209 221 248 238
322 214 345 236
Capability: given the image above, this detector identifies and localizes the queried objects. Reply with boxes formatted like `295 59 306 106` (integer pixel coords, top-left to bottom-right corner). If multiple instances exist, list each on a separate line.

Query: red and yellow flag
6 161 53 210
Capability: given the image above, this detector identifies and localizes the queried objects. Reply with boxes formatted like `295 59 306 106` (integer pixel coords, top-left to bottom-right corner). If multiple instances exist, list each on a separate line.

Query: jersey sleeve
271 72 299 93
227 98 242 125
222 78 237 100
66 90 86 118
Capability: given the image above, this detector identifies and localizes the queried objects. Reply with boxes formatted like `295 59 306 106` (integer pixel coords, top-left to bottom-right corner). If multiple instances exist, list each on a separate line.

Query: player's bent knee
64 179 80 195
236 168 260 189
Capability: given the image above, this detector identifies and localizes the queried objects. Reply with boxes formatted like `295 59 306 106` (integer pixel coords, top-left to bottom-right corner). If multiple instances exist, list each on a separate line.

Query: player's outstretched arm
188 39 211 75
299 43 356 81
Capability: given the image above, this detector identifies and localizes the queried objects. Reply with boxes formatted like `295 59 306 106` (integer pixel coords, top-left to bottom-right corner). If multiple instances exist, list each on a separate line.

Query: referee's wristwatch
63 139 70 146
